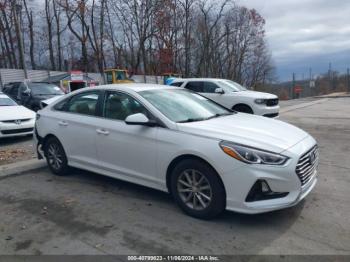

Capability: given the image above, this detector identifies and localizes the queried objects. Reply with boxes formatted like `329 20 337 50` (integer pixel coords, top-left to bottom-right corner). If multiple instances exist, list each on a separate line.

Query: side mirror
125 113 157 127
215 88 225 94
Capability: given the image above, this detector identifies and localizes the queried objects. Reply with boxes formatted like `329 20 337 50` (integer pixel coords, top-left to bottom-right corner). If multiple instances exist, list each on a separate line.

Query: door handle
96 129 109 135
58 121 68 126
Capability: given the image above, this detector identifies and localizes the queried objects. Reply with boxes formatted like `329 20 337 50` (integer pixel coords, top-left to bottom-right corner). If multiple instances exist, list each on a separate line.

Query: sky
238 0 350 82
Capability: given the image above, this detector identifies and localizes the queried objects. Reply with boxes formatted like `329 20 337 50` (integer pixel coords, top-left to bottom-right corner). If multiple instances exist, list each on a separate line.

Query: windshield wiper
177 113 233 123
177 118 207 123
205 112 233 120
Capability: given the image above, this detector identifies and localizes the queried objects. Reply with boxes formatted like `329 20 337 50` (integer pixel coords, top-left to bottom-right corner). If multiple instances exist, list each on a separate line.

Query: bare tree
23 0 36 69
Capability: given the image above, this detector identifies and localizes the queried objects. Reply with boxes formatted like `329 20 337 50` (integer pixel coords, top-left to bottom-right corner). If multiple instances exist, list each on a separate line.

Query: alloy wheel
47 143 63 171
177 169 212 210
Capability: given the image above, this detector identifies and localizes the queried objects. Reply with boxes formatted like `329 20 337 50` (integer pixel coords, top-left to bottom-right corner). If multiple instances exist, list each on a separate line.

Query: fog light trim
245 180 289 202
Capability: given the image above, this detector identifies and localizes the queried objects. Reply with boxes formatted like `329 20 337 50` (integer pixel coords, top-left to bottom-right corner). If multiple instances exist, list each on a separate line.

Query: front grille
1 119 31 124
1 128 33 135
266 99 279 107
295 145 319 186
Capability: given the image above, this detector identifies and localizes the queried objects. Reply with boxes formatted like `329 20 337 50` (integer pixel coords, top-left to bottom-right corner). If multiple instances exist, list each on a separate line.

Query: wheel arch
42 134 62 153
232 103 254 113
166 154 226 198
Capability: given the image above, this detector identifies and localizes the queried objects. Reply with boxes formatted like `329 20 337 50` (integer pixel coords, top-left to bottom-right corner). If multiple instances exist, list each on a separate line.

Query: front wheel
170 159 226 219
233 104 254 114
44 137 69 176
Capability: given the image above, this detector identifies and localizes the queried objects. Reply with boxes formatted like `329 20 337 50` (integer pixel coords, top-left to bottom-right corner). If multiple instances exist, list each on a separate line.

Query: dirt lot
0 136 34 165
0 97 349 255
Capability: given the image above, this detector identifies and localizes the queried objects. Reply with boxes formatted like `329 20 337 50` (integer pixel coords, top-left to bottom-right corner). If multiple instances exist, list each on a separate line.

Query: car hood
0 105 36 121
41 95 64 105
176 113 309 153
34 94 63 101
232 90 277 99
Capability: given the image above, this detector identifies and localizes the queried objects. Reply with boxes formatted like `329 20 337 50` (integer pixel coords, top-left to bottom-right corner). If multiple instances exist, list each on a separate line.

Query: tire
233 104 254 114
170 159 226 219
44 137 69 176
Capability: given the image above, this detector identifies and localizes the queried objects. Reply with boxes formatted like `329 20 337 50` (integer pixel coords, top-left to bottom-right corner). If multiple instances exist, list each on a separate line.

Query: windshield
218 80 247 92
0 96 17 106
29 84 64 95
140 89 232 123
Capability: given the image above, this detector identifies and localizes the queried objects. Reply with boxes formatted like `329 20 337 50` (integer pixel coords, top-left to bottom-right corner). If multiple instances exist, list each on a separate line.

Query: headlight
254 98 267 105
219 141 288 165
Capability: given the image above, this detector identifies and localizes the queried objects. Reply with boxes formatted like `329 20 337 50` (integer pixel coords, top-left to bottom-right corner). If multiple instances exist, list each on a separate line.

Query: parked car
0 92 36 138
170 78 279 117
2 82 21 100
34 84 318 219
3 81 64 112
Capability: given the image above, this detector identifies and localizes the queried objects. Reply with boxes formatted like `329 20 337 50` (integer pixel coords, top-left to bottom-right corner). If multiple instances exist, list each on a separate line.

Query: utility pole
291 72 295 99
12 0 28 79
347 68 350 93
328 62 332 91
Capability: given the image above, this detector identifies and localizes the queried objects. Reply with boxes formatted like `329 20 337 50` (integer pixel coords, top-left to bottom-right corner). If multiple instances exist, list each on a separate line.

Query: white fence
0 68 164 89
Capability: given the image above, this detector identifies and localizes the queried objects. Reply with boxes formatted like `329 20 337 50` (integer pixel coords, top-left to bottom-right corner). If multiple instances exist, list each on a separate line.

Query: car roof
172 78 227 83
77 83 182 93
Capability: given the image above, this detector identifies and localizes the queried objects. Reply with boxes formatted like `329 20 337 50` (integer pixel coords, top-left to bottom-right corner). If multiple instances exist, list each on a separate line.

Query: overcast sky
238 0 350 81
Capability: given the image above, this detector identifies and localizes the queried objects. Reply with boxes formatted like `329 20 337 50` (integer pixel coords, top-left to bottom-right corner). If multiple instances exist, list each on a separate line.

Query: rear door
52 90 103 168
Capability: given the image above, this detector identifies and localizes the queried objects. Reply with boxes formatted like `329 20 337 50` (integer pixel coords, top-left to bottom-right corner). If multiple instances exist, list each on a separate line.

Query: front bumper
0 119 35 138
255 105 280 118
33 125 44 159
220 135 318 214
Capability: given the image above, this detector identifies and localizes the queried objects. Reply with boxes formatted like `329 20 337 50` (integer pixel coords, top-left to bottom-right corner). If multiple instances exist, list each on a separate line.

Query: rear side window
170 82 183 87
63 92 100 116
184 81 203 92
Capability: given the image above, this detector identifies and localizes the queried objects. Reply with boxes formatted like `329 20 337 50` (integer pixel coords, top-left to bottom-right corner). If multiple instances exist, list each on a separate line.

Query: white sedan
34 84 318 219
0 92 36 138
171 78 280 117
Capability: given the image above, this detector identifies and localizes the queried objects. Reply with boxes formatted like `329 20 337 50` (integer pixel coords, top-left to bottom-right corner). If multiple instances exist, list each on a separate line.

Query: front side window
140 89 231 123
218 80 247 92
66 92 100 116
104 92 149 121
115 71 126 80
203 82 219 93
185 81 203 92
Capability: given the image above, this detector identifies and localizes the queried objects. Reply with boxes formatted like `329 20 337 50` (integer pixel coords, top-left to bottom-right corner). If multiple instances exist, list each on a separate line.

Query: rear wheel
170 159 226 219
233 104 254 114
44 137 69 176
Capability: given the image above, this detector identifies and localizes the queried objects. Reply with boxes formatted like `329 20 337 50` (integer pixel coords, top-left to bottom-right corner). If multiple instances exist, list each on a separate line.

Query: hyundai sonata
34 84 318 219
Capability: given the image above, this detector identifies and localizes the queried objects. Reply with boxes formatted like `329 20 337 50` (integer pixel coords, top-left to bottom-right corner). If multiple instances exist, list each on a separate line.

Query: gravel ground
0 135 35 165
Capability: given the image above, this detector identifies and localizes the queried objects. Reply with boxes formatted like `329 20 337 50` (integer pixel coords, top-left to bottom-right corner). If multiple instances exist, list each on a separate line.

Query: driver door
94 91 159 187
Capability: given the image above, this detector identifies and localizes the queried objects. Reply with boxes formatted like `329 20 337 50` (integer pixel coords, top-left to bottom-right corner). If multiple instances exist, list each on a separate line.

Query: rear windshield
29 84 64 95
